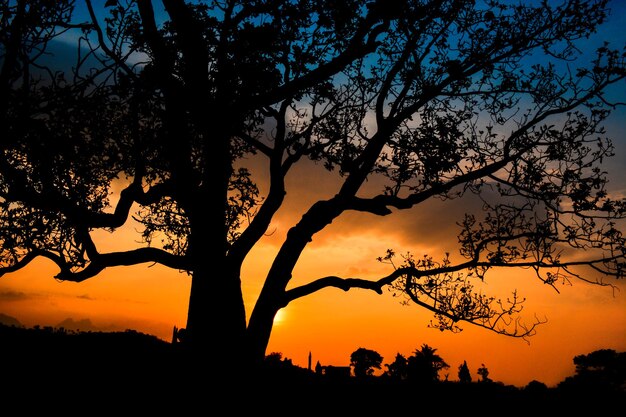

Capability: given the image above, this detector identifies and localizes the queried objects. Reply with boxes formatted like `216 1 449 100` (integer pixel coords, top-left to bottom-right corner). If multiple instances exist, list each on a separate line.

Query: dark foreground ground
1 324 624 414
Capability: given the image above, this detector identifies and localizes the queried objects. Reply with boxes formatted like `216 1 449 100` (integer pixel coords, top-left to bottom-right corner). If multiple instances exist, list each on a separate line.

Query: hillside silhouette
1 323 623 414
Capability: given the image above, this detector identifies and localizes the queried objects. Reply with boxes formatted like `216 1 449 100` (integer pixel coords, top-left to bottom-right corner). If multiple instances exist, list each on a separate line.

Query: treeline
1 322 624 403
264 343 626 395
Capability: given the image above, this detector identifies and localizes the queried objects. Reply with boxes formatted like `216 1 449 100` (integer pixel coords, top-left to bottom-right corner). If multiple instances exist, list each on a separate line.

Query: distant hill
0 313 22 327
55 317 101 332
0 322 184 411
0 322 174 378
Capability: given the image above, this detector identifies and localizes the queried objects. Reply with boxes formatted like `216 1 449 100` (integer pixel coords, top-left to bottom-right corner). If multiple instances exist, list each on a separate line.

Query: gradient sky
1 1 626 388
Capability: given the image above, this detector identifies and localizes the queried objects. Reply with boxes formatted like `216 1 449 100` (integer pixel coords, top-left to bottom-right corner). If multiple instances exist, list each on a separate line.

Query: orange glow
2 177 626 388
3 0 626 396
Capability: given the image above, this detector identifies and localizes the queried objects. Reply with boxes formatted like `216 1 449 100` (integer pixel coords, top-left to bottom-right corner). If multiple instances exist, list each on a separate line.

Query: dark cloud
76 294 95 300
0 290 30 301
249 158 489 257
390 190 486 250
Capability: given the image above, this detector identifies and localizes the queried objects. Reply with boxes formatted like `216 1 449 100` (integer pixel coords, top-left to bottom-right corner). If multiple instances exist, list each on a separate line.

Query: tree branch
249 15 388 109
230 101 291 262
0 249 67 278
1 158 173 229
54 247 189 282
85 0 137 78
236 132 273 157
283 267 415 305
284 251 625 305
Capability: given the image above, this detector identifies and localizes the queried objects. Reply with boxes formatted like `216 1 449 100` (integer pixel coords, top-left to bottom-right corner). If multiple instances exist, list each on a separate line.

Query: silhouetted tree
574 349 626 375
458 360 472 383
558 349 626 392
477 363 492 383
350 347 383 378
407 344 449 383
264 352 285 366
2 0 625 377
384 353 408 380
264 351 297 371
524 380 548 394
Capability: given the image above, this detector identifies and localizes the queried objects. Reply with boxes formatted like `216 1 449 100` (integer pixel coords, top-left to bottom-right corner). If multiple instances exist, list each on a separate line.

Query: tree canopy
350 347 383 377
1 0 625 373
557 349 626 392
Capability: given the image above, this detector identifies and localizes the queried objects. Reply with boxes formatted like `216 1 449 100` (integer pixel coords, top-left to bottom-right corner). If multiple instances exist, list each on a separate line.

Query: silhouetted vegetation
558 349 626 394
2 0 625 379
458 360 472 383
0 322 180 411
384 352 409 380
350 347 383 378
478 362 492 383
0 323 624 413
406 344 450 383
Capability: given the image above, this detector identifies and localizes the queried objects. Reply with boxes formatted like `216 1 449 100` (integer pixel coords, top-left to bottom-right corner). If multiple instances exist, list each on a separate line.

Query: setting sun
273 309 287 326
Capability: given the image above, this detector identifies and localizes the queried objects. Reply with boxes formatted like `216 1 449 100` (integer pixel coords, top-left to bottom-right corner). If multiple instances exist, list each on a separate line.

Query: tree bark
182 123 245 377
185 256 247 376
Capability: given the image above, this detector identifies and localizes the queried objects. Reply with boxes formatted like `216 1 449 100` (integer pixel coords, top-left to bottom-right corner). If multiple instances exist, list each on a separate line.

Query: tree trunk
245 249 300 370
244 293 281 371
184 260 247 377
183 190 246 377
245 201 343 369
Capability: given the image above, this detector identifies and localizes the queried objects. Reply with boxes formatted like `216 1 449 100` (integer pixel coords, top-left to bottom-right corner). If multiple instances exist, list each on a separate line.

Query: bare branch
0 249 67 278
54 247 190 282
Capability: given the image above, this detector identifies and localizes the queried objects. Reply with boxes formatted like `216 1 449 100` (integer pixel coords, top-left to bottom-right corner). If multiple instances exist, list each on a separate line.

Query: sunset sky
1 1 626 388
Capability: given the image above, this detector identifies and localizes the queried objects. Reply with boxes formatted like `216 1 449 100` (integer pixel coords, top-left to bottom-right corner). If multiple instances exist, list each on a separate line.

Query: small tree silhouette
350 347 383 378
384 353 408 380
264 352 285 367
458 360 472 383
477 363 492 383
407 344 449 384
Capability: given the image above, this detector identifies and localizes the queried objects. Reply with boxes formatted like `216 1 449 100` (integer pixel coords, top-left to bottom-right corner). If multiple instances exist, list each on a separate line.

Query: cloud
0 290 30 301
389 190 485 250
76 294 95 300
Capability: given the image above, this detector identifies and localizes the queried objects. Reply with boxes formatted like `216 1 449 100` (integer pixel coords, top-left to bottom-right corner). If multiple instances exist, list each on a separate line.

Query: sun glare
274 309 287 325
